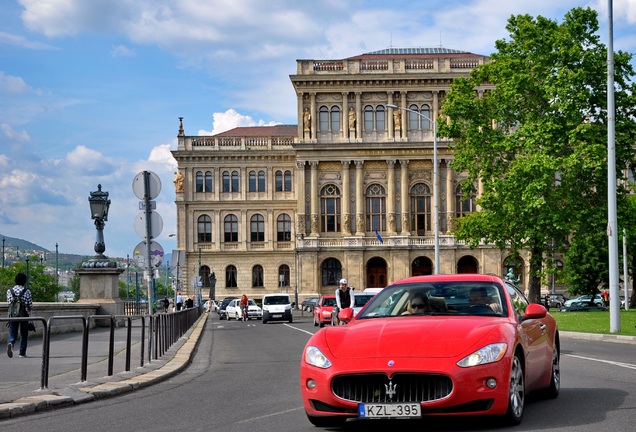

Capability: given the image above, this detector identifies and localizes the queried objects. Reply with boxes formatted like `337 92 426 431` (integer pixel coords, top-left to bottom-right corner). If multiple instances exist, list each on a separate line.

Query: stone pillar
400 159 410 235
386 160 396 234
76 265 125 316
354 160 365 235
342 92 349 139
400 92 407 133
309 161 320 236
355 92 362 140
387 92 394 139
446 164 454 233
341 160 351 235
296 160 306 235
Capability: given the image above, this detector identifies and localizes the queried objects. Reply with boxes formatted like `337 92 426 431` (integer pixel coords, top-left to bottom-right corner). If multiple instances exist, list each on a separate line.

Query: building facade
171 48 544 304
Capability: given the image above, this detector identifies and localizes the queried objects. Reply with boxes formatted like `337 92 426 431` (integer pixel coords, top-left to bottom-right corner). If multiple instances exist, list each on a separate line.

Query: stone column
355 92 362 140
297 93 304 139
296 161 306 236
400 159 410 235
309 161 320 236
310 93 317 140
387 92 394 139
354 160 365 235
341 160 351 235
446 164 454 233
342 92 349 139
76 265 125 316
400 92 407 133
386 160 396 234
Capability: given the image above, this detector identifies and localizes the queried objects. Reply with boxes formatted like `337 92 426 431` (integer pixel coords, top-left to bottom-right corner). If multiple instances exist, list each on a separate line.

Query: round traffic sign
132 171 162 200
134 211 163 239
133 240 165 268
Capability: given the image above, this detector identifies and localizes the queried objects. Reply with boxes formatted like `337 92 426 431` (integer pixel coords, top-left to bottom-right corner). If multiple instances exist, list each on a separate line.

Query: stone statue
173 171 184 192
303 108 311 132
393 109 401 130
348 108 356 130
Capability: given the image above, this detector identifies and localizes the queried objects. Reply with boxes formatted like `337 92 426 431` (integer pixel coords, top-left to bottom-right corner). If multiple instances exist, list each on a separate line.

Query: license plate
358 403 421 419
272 314 282 318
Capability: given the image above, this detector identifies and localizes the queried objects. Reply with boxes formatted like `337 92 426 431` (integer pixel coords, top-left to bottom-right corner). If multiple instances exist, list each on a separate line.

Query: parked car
313 295 337 328
218 297 238 320
559 301 608 312
301 297 319 312
563 294 603 307
300 274 560 427
331 292 376 325
225 298 263 320
546 294 567 308
362 287 384 295
262 293 293 324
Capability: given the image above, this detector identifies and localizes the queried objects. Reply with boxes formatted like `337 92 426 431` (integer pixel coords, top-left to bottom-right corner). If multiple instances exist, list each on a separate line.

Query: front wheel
504 354 525 425
542 344 560 399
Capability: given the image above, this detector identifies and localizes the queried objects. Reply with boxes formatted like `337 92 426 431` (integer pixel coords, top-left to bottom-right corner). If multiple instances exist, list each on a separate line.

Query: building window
408 104 431 130
196 171 204 192
252 265 264 288
223 170 240 192
365 183 386 232
320 184 341 233
277 213 291 241
226 265 238 288
363 105 386 131
250 214 265 242
197 215 212 243
205 171 213 192
279 264 290 288
249 170 265 192
321 258 342 286
455 184 476 218
231 171 239 191
410 183 431 235
319 105 341 132
224 214 238 242
276 170 292 191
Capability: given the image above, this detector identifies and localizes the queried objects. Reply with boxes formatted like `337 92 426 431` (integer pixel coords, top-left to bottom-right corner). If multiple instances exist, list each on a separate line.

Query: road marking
237 407 304 424
284 323 315 336
564 354 636 370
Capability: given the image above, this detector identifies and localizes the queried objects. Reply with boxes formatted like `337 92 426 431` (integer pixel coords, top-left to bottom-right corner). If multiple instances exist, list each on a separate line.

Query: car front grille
332 373 453 404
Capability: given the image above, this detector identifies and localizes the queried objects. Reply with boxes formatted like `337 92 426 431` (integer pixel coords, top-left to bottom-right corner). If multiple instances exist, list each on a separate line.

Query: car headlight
305 346 332 369
457 343 507 367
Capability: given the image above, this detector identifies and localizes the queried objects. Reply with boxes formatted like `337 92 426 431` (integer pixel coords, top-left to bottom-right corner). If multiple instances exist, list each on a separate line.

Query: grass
551 309 636 337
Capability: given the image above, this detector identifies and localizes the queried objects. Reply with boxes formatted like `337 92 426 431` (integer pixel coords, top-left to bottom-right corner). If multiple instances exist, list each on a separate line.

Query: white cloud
197 109 281 135
0 31 57 49
1 123 30 142
111 44 136 57
0 71 31 94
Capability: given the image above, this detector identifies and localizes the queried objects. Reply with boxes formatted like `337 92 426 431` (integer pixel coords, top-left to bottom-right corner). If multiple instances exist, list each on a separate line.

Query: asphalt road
5 312 636 432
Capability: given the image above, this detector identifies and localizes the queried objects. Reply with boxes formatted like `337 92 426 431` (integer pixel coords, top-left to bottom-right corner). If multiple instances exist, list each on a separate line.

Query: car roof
389 274 505 285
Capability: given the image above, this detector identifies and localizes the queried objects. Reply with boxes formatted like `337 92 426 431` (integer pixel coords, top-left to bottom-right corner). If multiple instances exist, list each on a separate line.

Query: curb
0 313 208 420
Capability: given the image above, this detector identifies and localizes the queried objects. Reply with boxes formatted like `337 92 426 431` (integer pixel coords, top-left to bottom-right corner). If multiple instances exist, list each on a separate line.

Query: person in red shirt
240 294 249 321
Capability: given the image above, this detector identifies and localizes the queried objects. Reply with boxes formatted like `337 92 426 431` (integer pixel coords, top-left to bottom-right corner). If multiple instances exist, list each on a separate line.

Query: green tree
0 258 60 301
439 8 636 303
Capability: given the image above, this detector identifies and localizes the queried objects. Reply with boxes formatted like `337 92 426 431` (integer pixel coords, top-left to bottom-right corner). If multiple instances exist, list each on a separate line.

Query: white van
363 288 383 295
262 293 293 324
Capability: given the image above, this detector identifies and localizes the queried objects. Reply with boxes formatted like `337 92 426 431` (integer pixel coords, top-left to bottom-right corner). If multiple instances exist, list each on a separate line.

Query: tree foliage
0 258 60 302
439 8 636 302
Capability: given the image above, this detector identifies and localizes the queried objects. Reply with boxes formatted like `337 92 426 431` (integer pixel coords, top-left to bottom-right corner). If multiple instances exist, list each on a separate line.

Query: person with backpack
6 272 33 358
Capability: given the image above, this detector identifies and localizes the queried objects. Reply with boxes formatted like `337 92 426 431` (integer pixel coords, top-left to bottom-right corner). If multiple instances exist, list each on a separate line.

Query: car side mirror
522 303 547 320
338 308 354 323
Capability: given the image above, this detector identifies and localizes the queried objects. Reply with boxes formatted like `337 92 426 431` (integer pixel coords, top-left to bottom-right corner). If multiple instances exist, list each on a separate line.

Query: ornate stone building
171 48 539 304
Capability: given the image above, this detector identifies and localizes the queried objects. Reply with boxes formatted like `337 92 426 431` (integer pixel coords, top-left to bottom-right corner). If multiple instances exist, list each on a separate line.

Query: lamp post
2 237 4 268
209 272 216 300
55 243 59 287
88 184 111 260
25 256 30 290
386 104 439 274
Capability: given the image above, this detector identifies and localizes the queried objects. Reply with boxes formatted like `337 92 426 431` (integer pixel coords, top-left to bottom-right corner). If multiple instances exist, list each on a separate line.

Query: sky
1 0 635 262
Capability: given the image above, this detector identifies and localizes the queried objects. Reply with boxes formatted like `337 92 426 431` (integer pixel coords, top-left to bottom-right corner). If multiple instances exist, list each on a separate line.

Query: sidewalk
0 312 208 420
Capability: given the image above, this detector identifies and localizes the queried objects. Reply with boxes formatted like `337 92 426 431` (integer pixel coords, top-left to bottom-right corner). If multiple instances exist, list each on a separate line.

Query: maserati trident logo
384 380 397 400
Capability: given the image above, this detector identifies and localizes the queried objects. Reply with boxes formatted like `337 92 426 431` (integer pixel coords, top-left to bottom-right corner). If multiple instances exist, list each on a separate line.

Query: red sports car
313 295 337 327
300 274 560 427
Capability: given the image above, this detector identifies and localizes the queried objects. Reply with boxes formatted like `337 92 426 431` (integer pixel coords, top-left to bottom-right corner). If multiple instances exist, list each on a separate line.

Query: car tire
306 414 346 428
227 313 231 321
288 317 293 323
504 353 525 425
262 318 267 324
542 344 560 399
319 321 325 328
313 315 318 327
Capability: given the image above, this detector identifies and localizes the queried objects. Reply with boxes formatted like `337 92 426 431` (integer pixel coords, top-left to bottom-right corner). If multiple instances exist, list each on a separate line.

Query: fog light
486 378 497 389
306 379 317 390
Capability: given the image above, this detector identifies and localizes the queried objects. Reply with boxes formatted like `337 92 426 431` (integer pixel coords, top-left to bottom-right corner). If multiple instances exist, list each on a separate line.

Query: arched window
205 171 213 192
252 265 264 288
276 169 292 191
222 171 230 192
277 213 291 241
319 106 329 131
231 171 239 191
455 183 476 218
284 170 292 191
410 183 431 235
196 171 204 192
248 170 265 192
330 106 340 131
364 105 386 131
320 184 341 232
366 184 386 232
321 258 342 286
408 104 431 130
224 214 238 242
279 264 290 288
225 265 238 288
197 215 212 243
250 214 265 242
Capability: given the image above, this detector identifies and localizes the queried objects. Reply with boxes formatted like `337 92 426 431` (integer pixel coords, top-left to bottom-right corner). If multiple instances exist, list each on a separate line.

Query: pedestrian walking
6 272 33 358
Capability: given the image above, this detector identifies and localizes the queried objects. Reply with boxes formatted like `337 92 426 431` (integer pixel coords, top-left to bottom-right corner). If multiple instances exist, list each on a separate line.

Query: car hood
322 316 505 359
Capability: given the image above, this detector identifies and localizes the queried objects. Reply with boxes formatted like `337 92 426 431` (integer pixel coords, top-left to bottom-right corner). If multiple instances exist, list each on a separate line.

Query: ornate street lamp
88 184 111 262
209 272 216 300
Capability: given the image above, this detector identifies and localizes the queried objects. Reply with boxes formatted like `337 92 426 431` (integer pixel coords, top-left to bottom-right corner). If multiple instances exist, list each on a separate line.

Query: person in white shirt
334 279 354 325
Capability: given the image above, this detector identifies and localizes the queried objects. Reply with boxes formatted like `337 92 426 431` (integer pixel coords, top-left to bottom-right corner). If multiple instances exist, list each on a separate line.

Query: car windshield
321 297 337 307
263 296 289 305
357 282 508 319
354 294 375 307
